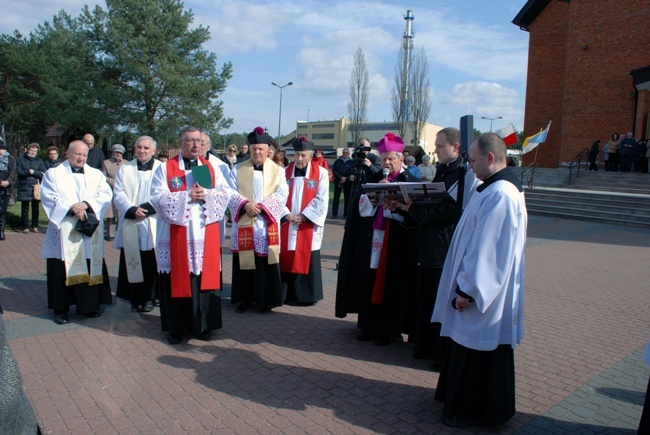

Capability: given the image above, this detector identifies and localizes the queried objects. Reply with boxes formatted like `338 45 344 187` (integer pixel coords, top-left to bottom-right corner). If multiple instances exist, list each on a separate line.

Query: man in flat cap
227 126 289 314
279 136 329 306
102 143 125 241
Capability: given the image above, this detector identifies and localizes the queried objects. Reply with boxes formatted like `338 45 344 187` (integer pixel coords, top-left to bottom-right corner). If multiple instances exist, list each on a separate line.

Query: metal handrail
568 147 589 184
520 162 536 188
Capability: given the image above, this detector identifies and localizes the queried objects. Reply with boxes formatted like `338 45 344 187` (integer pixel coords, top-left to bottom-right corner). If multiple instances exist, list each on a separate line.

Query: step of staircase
524 187 650 229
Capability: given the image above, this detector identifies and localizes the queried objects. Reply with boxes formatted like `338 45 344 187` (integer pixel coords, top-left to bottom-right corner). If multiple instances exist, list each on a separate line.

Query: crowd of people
592 132 650 173
0 126 531 429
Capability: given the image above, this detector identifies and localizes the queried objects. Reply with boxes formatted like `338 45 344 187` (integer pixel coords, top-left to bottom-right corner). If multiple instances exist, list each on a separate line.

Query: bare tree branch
409 47 431 148
347 47 369 146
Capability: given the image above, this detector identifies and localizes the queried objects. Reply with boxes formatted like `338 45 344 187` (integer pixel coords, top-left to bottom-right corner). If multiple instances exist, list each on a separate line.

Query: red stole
370 171 400 304
280 161 319 274
166 157 221 298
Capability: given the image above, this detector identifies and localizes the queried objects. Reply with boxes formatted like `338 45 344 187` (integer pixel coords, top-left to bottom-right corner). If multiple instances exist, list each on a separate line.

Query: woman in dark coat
15 143 46 233
0 140 17 241
587 140 600 171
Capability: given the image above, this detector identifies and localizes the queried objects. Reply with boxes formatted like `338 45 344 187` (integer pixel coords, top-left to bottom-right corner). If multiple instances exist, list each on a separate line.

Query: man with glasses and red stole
151 126 234 344
228 127 289 314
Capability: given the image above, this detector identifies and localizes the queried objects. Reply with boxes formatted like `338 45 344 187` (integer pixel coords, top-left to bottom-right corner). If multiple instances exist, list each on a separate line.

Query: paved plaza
1 215 648 434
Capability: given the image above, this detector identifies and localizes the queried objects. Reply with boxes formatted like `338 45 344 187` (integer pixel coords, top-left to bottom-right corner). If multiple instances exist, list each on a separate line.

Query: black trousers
332 182 351 217
21 200 39 229
0 193 8 229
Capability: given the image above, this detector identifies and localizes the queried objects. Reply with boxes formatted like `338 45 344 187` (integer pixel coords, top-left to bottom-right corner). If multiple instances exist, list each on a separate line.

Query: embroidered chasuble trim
237 159 281 269
61 215 103 286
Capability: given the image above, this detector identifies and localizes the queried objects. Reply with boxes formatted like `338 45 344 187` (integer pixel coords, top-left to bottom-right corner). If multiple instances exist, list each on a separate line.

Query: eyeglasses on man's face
182 138 202 144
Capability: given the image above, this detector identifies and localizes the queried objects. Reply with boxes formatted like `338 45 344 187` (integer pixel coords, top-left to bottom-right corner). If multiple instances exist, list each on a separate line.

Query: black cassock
335 170 419 339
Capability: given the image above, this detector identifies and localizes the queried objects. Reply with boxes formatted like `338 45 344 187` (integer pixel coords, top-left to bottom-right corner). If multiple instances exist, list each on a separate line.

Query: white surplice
432 177 527 351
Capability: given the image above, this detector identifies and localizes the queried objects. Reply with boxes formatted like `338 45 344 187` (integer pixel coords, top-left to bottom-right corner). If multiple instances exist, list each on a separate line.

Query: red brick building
513 0 650 167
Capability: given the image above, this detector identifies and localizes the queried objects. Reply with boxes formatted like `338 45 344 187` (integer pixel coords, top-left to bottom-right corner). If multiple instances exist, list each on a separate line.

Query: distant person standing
405 156 421 179
44 146 62 170
16 143 46 233
418 155 436 181
587 140 600 171
432 133 527 428
331 148 353 219
620 132 636 173
83 133 105 170
602 142 610 171
102 144 125 241
0 140 17 241
606 133 621 172
236 143 250 164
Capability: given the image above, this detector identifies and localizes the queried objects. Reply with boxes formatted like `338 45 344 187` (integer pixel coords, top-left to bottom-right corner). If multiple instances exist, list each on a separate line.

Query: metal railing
520 162 536 188
568 147 589 184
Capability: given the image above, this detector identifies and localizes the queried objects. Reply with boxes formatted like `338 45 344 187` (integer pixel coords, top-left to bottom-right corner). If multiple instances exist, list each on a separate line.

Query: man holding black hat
102 144 125 241
280 136 329 306
228 126 289 314
40 140 113 325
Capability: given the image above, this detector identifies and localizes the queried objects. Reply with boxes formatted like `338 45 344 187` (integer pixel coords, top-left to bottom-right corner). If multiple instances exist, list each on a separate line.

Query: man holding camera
349 137 381 195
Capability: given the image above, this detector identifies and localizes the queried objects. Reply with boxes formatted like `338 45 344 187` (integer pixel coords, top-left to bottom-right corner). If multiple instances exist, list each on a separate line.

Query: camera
354 144 371 160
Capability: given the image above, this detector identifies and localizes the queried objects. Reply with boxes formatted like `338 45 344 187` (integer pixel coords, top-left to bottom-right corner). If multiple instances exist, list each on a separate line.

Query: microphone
382 168 389 181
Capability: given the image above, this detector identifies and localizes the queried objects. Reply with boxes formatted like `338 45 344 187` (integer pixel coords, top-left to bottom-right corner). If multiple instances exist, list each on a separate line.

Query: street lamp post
481 116 502 132
271 81 293 144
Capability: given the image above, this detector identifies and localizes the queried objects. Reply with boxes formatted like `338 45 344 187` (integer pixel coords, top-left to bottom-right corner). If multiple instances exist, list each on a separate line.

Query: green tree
81 0 233 138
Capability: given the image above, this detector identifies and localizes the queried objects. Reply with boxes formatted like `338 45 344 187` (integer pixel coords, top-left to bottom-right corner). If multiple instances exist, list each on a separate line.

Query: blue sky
1 0 531 138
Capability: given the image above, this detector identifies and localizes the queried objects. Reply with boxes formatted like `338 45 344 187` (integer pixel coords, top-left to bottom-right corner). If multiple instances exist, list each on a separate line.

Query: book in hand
363 181 447 205
191 165 213 189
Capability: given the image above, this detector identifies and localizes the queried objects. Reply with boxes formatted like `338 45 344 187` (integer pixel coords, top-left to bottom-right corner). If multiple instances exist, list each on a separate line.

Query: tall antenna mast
402 10 414 133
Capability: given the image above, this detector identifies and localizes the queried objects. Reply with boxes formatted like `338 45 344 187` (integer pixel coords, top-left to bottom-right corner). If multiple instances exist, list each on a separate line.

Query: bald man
40 140 113 325
83 133 106 170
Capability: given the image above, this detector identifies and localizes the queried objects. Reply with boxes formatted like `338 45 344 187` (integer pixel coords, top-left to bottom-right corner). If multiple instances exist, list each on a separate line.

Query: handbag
32 182 41 201
7 190 16 206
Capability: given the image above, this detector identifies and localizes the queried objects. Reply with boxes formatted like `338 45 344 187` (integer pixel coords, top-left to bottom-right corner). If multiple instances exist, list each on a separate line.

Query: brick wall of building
521 0 650 167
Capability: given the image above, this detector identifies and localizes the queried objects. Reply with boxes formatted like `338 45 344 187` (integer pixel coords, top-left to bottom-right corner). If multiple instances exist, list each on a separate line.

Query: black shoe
104 236 114 241
167 333 182 345
131 305 141 313
236 301 252 313
356 334 375 342
196 330 211 341
54 314 69 325
153 299 160 307
85 311 101 318
375 336 393 346
259 305 272 314
141 301 154 312
413 349 433 359
441 414 478 428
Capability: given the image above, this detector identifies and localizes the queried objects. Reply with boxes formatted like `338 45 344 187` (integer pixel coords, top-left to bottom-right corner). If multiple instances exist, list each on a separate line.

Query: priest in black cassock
279 136 329 305
432 133 527 428
335 132 419 346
